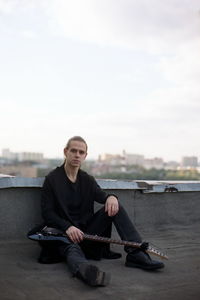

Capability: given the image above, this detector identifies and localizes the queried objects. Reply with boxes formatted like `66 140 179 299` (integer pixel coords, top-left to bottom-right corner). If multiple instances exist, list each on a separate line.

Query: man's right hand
66 226 84 243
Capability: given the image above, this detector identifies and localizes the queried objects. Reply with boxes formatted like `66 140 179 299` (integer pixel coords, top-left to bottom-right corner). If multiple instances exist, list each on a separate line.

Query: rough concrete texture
0 226 200 300
1 187 200 240
0 181 200 299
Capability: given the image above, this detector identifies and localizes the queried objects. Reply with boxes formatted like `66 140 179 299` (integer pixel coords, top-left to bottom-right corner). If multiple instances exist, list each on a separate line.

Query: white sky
0 0 200 161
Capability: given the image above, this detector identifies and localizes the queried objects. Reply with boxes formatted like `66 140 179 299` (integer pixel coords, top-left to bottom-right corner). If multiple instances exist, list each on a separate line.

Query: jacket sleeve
41 177 72 231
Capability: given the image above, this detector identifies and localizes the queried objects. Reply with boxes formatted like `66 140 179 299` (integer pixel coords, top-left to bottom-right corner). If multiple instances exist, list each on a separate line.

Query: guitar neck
38 227 168 260
83 234 168 260
83 234 141 248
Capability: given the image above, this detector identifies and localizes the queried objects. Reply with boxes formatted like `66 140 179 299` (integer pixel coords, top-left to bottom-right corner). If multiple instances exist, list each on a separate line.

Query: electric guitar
28 226 168 260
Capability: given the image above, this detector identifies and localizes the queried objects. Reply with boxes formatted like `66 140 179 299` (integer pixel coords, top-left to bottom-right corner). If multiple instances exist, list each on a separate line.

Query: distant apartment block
164 160 179 170
181 156 198 168
2 149 18 160
99 151 164 169
123 150 145 166
98 153 125 165
1 148 44 162
18 152 43 162
143 157 164 170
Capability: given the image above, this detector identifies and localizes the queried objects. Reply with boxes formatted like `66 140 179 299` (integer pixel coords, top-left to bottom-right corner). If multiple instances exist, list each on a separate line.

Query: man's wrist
106 194 118 200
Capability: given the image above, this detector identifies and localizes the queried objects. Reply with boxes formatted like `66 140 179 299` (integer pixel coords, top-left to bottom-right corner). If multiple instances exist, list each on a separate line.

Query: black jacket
41 165 110 231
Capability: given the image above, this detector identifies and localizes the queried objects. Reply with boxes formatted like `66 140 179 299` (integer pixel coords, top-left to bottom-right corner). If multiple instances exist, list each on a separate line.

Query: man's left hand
105 195 119 217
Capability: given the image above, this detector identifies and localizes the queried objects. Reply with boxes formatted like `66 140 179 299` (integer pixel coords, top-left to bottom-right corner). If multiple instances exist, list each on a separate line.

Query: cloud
0 0 37 14
0 0 17 14
43 0 200 52
20 30 37 39
2 0 199 52
44 0 200 130
159 39 200 86
1 0 199 53
1 0 200 160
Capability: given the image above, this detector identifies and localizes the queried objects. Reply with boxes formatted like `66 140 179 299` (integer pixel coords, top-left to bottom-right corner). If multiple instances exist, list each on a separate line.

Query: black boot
125 249 164 270
77 263 111 287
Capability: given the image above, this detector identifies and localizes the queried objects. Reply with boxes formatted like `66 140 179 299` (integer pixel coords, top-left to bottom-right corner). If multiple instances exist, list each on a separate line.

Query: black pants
59 204 142 275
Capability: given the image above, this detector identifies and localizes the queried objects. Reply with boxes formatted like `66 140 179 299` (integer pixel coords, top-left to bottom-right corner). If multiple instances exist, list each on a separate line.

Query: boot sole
79 264 111 286
96 270 111 286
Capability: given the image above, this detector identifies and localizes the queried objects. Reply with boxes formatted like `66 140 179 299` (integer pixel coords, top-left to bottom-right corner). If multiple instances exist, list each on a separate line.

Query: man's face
64 140 87 168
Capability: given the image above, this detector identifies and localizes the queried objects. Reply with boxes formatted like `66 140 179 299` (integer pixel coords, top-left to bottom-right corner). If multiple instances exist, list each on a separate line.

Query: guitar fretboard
84 234 141 248
37 227 168 260
83 234 168 260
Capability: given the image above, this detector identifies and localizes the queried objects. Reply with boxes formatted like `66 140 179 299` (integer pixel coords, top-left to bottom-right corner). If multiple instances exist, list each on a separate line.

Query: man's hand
105 195 119 217
66 226 84 243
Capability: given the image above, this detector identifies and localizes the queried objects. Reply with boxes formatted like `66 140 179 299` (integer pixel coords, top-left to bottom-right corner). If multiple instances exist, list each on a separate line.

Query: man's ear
63 147 67 156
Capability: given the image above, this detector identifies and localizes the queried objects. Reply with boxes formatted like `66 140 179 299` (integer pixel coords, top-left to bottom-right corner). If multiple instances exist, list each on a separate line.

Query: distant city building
98 153 125 165
143 157 164 170
1 147 199 177
18 152 43 162
123 150 145 166
164 161 179 170
1 148 43 162
99 151 166 170
181 156 198 168
2 148 17 160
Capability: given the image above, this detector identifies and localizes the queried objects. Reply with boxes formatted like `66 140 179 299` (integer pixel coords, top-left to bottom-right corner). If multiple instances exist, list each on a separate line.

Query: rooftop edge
1 176 200 193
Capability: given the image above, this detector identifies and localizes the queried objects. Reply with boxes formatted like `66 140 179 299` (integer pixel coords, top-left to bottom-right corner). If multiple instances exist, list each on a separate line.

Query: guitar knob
140 242 149 250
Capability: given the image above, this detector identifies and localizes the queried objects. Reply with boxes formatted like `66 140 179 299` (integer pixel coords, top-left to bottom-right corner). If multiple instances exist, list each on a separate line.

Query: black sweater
41 165 110 231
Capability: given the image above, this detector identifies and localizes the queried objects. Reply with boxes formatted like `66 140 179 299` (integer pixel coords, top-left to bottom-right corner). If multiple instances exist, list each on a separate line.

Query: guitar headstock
147 245 168 260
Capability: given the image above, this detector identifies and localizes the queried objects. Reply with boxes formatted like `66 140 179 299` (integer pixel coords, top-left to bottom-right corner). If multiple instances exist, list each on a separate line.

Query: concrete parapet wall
0 177 200 240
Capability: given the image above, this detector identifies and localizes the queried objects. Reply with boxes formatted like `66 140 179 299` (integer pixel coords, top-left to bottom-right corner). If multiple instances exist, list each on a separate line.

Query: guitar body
28 232 70 244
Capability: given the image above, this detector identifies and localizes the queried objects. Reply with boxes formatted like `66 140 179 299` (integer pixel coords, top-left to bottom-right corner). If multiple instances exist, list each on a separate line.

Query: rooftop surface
0 178 200 300
1 226 200 300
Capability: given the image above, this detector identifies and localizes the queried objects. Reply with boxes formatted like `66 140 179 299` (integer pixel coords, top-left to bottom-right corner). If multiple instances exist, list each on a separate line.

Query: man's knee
117 203 126 214
114 203 130 221
63 242 82 254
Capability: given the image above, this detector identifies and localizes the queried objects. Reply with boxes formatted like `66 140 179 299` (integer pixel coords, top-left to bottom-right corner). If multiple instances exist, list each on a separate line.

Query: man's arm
92 177 119 216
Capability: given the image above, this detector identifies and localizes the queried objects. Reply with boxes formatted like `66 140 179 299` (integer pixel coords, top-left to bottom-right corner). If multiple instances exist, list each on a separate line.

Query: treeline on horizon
37 165 200 180
93 168 200 181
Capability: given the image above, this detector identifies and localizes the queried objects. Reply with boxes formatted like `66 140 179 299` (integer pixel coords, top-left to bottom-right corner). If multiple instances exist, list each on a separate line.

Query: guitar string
40 231 167 258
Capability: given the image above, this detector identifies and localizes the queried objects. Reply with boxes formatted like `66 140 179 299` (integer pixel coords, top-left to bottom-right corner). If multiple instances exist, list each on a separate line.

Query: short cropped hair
65 136 88 152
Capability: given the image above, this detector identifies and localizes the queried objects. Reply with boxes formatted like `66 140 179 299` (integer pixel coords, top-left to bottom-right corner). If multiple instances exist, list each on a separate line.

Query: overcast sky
0 0 200 162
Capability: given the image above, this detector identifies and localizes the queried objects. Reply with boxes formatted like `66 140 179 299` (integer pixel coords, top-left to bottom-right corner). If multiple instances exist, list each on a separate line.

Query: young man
40 136 164 287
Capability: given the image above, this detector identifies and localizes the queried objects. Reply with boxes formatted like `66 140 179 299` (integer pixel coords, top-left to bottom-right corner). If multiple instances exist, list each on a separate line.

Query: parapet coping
1 176 200 193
